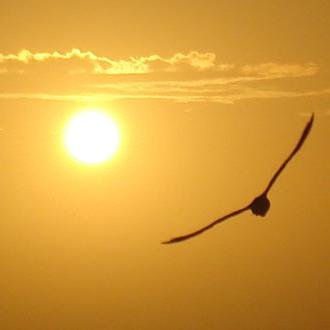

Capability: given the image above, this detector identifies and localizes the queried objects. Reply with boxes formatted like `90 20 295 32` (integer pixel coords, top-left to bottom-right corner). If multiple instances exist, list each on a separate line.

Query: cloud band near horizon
0 48 327 104
0 48 318 77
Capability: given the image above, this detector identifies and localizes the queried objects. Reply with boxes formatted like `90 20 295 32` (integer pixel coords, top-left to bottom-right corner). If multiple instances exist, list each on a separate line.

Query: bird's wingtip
161 236 186 244
161 239 175 245
307 112 315 129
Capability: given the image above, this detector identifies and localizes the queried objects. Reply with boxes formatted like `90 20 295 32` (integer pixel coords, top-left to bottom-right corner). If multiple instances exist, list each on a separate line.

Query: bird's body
250 194 270 216
162 114 314 244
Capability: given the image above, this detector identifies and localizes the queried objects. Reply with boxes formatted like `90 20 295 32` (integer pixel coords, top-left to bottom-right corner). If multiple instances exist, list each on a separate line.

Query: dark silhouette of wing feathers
162 204 250 244
162 113 314 244
263 113 314 195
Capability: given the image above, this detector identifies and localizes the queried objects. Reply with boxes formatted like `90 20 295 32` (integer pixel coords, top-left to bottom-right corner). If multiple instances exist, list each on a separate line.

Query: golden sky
0 1 329 329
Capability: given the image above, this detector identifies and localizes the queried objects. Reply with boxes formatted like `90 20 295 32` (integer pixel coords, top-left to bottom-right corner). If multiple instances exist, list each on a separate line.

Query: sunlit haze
0 1 329 329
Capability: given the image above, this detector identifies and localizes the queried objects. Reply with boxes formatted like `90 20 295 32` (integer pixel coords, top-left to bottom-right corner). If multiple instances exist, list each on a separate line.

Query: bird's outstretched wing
162 204 250 244
162 113 314 245
262 113 314 195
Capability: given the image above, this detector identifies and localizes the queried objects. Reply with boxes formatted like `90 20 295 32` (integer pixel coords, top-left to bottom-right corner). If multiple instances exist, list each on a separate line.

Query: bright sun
64 110 120 164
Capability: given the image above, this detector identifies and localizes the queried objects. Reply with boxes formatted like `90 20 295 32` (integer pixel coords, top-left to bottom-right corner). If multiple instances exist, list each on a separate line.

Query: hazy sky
1 1 329 329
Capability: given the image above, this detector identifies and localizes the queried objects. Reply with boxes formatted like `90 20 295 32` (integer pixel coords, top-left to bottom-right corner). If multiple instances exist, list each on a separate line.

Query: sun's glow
64 110 120 164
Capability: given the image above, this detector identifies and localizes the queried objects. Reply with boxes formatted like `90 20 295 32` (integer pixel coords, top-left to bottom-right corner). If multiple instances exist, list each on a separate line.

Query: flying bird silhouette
162 113 314 244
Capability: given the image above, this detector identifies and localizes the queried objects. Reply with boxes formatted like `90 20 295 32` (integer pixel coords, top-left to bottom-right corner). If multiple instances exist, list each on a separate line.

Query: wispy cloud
241 62 318 78
0 48 327 104
0 49 317 78
0 49 224 75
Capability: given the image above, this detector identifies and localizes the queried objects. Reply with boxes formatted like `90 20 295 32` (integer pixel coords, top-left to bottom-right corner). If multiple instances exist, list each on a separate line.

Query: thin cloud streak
1 88 329 104
89 70 318 93
241 62 318 78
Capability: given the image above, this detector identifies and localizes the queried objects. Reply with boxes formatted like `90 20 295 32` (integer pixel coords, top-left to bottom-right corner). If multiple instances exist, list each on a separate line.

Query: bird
162 113 314 244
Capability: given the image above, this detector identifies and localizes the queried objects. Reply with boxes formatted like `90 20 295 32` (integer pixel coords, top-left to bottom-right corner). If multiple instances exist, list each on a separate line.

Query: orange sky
0 1 329 329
